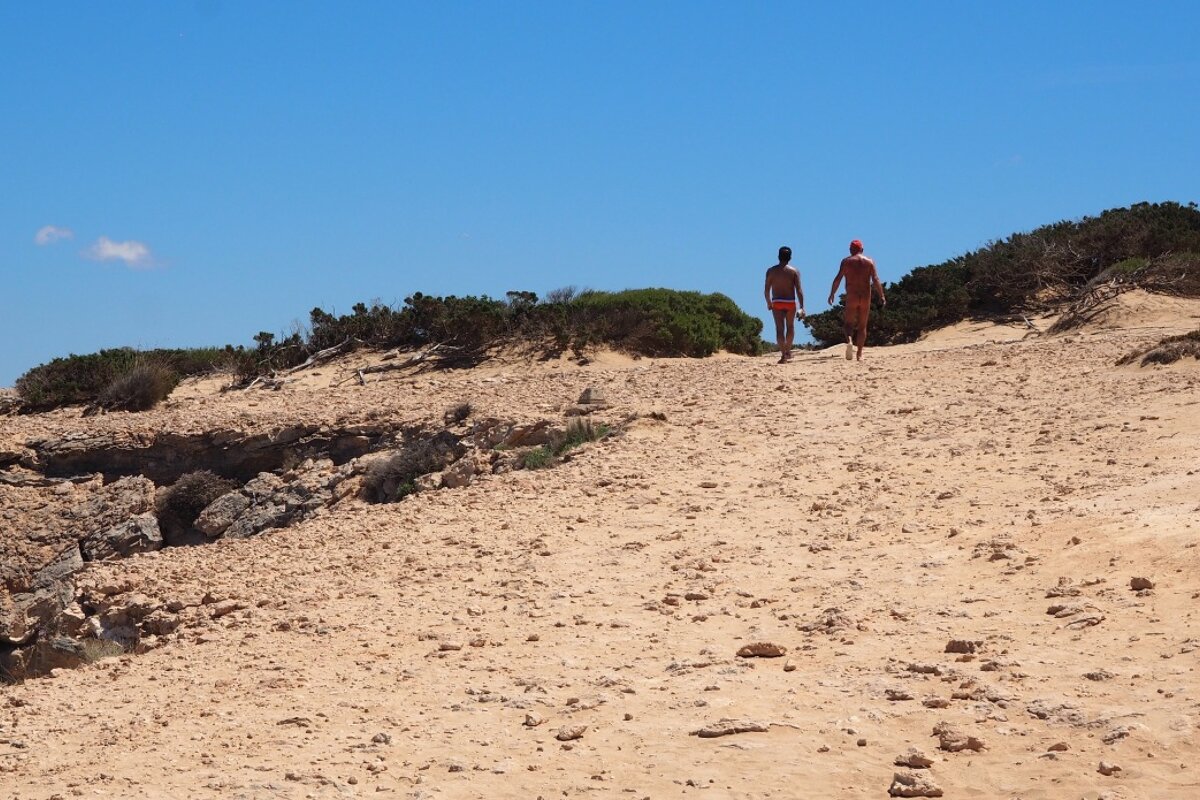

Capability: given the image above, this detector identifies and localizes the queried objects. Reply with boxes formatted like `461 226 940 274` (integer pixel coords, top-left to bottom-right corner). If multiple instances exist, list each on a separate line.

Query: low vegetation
1116 329 1200 367
94 359 179 412
521 418 610 469
15 347 231 411
806 202 1200 347
155 470 240 545
16 289 762 411
361 433 460 503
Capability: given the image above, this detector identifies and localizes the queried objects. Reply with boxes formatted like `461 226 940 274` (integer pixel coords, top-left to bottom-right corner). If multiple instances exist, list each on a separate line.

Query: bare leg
784 313 795 361
842 317 854 360
772 310 788 363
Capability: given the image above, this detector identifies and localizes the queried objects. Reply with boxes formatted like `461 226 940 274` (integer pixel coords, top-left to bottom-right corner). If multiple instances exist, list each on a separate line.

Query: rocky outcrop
25 423 396 484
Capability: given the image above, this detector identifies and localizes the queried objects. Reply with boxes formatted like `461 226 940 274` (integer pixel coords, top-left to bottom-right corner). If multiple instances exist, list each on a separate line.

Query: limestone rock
736 641 787 658
889 771 944 797
894 748 934 768
933 721 985 752
81 513 162 561
691 719 770 738
195 492 252 538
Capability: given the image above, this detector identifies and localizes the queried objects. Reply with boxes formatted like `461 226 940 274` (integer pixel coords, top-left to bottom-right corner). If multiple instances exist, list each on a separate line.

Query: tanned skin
764 247 805 363
828 242 885 361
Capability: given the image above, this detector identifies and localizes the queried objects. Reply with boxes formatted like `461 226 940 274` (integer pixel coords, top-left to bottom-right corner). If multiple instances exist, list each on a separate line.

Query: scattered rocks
691 719 770 738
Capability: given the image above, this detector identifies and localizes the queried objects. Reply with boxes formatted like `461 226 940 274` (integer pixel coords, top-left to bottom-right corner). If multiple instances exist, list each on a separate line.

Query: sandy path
2 323 1198 799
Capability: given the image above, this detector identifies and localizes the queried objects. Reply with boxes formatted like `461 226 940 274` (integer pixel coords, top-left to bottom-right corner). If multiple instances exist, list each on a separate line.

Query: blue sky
3 2 1198 385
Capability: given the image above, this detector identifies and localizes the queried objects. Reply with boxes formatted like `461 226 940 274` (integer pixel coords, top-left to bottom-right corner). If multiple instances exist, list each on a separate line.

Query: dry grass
1117 329 1200 367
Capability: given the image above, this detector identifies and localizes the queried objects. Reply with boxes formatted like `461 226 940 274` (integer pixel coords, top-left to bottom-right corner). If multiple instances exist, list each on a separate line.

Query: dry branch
284 337 358 374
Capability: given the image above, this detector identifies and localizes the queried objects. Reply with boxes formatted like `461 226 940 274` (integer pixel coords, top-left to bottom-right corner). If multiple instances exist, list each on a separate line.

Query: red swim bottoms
771 299 797 311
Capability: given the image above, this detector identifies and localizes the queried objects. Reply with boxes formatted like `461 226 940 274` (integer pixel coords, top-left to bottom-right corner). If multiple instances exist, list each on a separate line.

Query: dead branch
284 337 358 374
333 343 464 386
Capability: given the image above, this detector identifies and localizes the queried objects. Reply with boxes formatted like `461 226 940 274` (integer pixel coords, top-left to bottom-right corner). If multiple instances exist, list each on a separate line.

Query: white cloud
85 236 154 268
35 225 74 245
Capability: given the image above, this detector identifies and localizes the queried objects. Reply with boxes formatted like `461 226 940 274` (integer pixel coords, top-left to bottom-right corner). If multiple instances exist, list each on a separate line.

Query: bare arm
794 270 805 317
764 271 772 309
828 264 845 306
871 262 886 304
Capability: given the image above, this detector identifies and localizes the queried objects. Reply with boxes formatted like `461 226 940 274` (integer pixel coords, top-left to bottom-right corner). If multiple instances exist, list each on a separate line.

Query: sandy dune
2 305 1199 799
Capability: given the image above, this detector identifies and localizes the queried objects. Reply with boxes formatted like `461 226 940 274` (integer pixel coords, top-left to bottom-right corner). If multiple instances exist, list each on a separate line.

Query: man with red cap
828 239 886 361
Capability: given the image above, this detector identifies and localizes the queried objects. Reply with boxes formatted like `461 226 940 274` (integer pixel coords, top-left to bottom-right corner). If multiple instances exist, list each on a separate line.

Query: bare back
838 254 877 302
765 264 800 301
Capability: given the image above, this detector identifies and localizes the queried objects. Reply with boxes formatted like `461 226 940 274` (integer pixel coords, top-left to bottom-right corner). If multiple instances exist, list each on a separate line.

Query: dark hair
778 246 792 263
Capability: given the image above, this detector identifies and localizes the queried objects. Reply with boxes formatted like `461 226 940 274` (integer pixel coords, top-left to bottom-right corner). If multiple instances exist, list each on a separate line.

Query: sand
1 300 1198 799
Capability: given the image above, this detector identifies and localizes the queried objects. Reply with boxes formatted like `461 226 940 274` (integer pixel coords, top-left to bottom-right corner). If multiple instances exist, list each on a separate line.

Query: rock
209 600 246 619
141 609 181 636
1047 742 1069 752
372 732 392 745
195 492 252 538
1084 669 1115 681
1130 577 1154 591
555 725 587 742
944 639 982 654
441 453 493 490
933 721 985 752
922 697 950 709
523 713 545 728
691 719 770 738
783 660 797 672
1026 698 1088 726
223 502 295 539
736 642 787 658
889 771 944 797
886 688 914 701
81 513 163 561
577 387 606 405
1102 726 1133 745
894 748 934 768
1098 761 1122 776
799 607 854 633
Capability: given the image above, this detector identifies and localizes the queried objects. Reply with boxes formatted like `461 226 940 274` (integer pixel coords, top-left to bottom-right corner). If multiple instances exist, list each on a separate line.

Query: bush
361 433 460 503
156 470 239 545
96 359 179 412
805 201 1200 347
16 347 230 411
552 418 608 455
520 446 553 470
444 402 472 426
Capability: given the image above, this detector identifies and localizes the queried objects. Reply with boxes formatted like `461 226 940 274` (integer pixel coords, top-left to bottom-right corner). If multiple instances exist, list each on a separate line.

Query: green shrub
552 418 609 455
805 201 1200 347
156 470 239 545
16 347 231 411
520 446 553 470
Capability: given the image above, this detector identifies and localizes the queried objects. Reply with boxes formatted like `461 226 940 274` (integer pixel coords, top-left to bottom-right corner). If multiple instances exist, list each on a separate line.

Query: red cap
850 239 864 253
